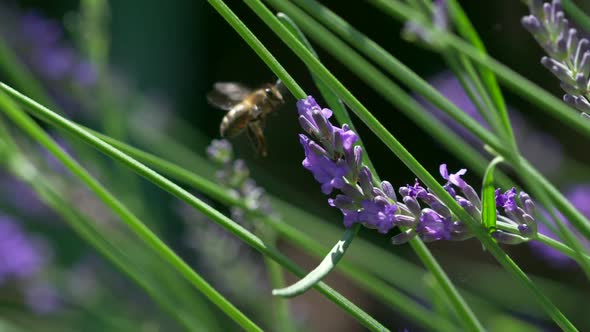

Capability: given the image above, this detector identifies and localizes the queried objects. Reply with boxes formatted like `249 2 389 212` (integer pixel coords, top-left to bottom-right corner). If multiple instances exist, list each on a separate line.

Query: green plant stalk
481 157 504 232
497 221 590 263
442 51 503 137
287 0 590 245
0 84 387 332
561 0 590 35
235 0 577 329
79 0 143 213
446 0 516 149
263 257 297 332
0 90 262 332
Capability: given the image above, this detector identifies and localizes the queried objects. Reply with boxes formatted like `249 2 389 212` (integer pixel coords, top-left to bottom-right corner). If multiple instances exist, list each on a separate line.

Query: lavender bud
403 195 422 217
456 196 481 220
522 15 543 35
519 191 535 215
461 184 482 210
381 181 396 200
341 183 364 202
391 229 417 245
422 193 452 218
329 195 357 210
492 230 528 245
358 166 374 197
312 109 333 141
207 139 233 164
298 115 317 136
579 51 590 77
395 215 418 227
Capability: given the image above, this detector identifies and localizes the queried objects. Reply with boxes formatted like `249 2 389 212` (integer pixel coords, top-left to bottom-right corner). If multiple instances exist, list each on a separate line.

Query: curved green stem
272 225 359 297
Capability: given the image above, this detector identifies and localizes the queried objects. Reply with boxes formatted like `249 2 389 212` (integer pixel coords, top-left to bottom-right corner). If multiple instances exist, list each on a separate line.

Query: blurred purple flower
530 185 590 266
417 72 564 175
0 216 50 283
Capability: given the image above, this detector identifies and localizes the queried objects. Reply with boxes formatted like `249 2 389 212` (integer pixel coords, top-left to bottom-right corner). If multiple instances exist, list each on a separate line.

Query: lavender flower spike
522 0 590 114
296 96 537 245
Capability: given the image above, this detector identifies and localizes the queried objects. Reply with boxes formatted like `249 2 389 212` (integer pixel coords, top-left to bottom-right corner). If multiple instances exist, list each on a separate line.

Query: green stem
0 82 386 332
561 0 590 34
263 257 297 332
0 89 262 332
272 225 359 297
446 0 516 150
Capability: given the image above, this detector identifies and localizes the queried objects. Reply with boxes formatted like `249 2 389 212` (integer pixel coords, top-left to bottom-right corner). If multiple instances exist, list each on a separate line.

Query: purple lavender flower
207 139 277 237
0 216 50 283
0 7 97 117
296 96 536 245
522 0 590 114
529 185 590 266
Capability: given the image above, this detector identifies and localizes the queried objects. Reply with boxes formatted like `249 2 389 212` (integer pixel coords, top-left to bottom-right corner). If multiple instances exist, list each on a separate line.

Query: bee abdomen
220 104 251 137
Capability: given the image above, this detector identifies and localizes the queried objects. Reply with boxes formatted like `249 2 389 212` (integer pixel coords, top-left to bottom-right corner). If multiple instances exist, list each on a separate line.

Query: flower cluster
207 139 276 239
0 216 49 283
0 9 97 88
522 0 590 114
297 96 537 245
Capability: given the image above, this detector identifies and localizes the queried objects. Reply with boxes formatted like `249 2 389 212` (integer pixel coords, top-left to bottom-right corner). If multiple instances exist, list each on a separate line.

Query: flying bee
207 80 284 157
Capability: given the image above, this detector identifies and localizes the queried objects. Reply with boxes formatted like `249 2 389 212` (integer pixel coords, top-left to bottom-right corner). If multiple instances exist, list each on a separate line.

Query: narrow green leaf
273 225 360 297
481 157 504 232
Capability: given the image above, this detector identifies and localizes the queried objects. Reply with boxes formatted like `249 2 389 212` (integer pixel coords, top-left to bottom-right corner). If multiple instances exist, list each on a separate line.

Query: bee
207 80 284 157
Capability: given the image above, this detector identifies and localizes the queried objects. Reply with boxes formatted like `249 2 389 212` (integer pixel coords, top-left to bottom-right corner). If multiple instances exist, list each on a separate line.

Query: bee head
264 84 284 105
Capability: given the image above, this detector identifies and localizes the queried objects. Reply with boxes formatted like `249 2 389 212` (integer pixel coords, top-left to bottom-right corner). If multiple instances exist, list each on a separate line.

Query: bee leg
246 121 267 157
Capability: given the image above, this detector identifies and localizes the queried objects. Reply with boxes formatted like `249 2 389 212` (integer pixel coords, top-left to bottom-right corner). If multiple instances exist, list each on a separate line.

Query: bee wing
207 82 253 111
246 121 267 157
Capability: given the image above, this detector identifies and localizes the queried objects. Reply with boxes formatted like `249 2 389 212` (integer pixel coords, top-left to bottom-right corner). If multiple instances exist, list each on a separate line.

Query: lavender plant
0 0 590 331
522 0 590 115
298 95 537 244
